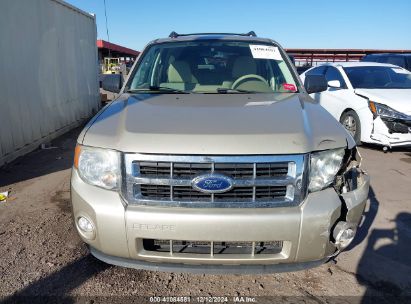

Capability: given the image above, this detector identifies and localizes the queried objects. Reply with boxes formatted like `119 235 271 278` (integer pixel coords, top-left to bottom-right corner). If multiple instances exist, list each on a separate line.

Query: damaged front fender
341 171 370 224
338 148 370 225
328 148 370 256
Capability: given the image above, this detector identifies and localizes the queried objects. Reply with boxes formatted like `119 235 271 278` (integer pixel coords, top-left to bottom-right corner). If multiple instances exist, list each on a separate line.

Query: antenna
103 0 111 57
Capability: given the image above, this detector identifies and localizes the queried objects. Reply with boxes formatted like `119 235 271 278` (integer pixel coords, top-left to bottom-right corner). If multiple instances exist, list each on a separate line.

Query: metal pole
103 0 111 58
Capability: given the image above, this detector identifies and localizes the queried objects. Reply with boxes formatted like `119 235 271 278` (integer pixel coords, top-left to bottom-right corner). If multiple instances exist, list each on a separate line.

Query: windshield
344 66 411 89
127 40 298 93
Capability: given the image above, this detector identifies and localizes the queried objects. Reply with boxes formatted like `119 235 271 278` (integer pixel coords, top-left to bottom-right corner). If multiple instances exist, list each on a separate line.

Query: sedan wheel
340 110 361 144
343 115 357 137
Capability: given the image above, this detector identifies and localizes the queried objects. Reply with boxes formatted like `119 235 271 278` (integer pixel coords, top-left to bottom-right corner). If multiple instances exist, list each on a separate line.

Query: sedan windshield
127 40 298 93
344 66 411 89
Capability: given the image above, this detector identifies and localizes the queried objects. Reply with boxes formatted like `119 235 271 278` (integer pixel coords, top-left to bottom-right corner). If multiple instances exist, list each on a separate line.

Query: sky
66 0 411 52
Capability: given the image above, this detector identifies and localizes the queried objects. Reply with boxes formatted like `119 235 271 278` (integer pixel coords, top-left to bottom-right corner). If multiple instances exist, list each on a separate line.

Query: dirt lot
0 127 410 303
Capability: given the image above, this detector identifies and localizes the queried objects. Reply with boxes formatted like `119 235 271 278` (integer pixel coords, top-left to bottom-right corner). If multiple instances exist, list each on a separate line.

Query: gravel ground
0 127 410 304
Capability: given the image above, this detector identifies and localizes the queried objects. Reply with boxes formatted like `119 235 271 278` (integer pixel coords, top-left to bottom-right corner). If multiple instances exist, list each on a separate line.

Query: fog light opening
77 216 94 233
333 221 356 250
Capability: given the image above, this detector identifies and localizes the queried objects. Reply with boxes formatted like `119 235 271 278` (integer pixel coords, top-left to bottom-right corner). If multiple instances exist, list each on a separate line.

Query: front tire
340 110 361 145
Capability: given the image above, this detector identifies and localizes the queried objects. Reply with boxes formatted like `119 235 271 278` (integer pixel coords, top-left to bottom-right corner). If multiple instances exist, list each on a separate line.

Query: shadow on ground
1 255 110 304
354 188 411 303
0 127 81 187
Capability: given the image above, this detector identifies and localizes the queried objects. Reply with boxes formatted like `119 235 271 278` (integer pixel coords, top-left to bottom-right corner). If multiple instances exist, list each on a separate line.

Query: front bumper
70 169 370 273
368 117 411 147
90 246 328 274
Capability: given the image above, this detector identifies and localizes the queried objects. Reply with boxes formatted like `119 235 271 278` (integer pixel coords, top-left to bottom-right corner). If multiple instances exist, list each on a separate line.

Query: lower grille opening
214 242 253 254
142 239 283 255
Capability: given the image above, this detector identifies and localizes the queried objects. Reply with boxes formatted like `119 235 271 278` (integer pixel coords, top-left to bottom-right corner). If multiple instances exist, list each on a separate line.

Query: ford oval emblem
192 174 233 194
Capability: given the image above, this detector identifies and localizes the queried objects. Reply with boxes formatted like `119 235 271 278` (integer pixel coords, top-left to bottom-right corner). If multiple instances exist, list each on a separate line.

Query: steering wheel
231 74 268 89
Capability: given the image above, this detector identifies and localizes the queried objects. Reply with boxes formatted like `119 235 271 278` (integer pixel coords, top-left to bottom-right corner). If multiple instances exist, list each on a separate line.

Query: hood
355 89 411 115
80 93 351 154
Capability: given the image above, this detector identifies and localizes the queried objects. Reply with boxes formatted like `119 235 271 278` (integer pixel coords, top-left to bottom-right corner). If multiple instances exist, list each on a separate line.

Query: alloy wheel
343 115 357 137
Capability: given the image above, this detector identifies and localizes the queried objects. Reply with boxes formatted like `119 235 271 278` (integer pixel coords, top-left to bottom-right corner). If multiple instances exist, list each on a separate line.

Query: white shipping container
0 0 100 166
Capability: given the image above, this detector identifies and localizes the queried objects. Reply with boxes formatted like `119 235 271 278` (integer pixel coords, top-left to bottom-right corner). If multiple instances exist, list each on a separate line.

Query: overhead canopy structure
97 39 140 61
285 48 411 66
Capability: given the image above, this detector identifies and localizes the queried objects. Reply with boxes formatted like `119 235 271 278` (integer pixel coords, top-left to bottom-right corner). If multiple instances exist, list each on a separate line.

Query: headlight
309 148 345 192
368 101 408 120
74 145 120 190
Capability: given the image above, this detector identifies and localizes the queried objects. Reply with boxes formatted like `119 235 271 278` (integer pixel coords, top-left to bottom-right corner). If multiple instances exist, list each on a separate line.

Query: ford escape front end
71 32 370 273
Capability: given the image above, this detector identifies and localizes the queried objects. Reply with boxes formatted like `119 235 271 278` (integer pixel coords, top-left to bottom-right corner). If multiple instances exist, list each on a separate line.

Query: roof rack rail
168 31 257 38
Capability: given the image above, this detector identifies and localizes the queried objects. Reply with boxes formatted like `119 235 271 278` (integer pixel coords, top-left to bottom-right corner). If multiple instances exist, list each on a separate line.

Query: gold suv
71 32 370 273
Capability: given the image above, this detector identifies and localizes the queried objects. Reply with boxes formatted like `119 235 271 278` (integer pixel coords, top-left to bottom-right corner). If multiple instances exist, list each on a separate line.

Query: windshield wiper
127 86 191 94
149 86 192 93
216 88 260 94
216 88 299 94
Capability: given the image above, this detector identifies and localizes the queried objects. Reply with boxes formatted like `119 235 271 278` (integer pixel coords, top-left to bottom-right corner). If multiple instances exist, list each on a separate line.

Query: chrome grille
123 154 307 208
139 162 289 178
138 185 287 201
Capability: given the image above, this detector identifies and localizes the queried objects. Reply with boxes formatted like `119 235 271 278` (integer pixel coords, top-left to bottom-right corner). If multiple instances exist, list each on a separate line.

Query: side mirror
304 75 328 94
328 80 341 88
101 74 122 93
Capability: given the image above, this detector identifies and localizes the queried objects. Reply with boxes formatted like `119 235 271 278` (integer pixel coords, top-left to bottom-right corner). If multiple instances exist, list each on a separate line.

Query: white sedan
300 62 411 149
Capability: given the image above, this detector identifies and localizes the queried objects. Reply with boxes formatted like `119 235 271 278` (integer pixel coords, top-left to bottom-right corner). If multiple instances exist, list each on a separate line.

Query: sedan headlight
368 101 408 120
74 145 120 190
309 148 345 192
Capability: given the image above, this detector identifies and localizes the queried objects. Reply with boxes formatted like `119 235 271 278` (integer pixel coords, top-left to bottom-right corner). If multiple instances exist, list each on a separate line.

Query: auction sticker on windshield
249 45 283 60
